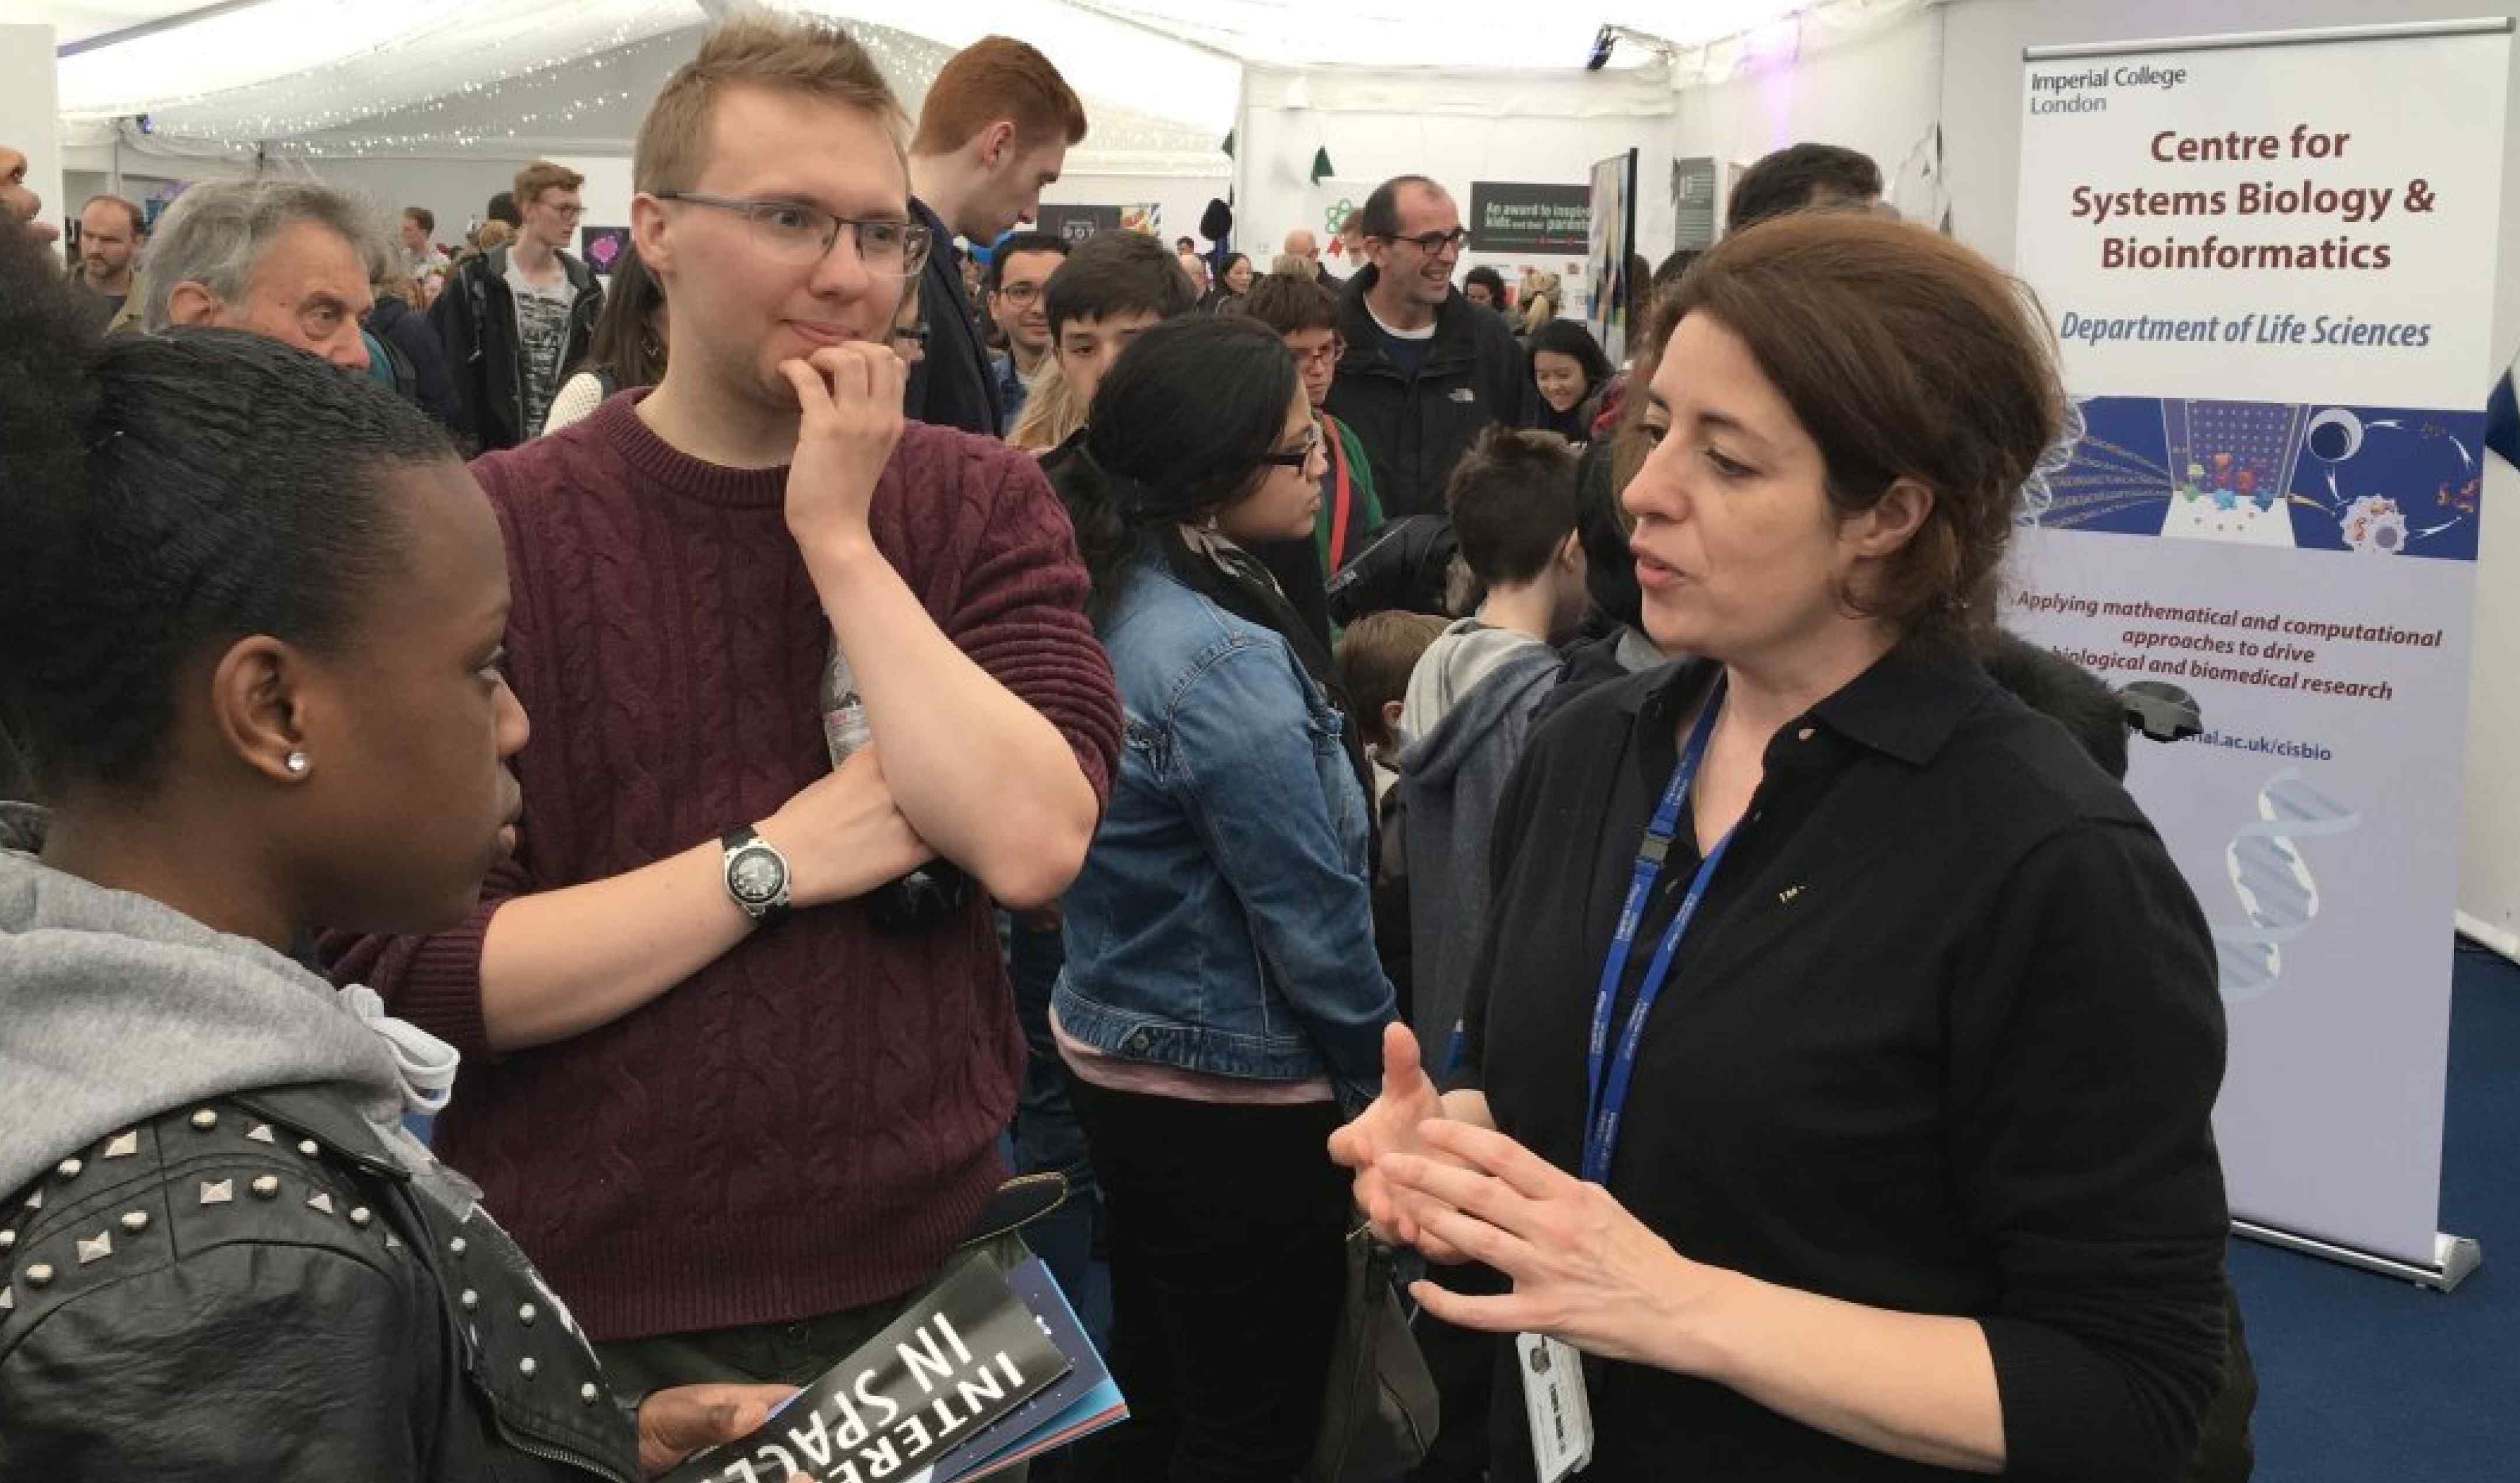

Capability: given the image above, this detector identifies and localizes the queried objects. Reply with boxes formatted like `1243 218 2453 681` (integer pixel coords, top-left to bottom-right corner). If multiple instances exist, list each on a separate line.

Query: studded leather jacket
0 1082 645 1481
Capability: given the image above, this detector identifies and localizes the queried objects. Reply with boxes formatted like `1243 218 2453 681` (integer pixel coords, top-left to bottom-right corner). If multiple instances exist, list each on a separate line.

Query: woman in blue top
1046 314 1397 1482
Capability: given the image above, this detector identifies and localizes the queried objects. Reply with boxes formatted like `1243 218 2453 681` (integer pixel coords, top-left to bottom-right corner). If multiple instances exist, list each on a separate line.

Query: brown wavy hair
1653 212 2061 639
568 246 665 393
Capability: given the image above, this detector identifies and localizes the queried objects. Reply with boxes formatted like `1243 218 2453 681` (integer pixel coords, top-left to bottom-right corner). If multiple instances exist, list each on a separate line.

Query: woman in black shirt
1331 212 2229 1481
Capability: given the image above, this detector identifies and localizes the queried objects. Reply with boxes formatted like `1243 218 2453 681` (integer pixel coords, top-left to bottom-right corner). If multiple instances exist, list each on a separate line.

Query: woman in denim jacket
1045 315 1397 1482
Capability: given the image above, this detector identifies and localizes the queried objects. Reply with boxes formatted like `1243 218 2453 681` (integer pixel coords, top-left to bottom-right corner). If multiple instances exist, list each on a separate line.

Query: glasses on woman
1292 338 1345 371
656 193 935 277
1258 423 1324 468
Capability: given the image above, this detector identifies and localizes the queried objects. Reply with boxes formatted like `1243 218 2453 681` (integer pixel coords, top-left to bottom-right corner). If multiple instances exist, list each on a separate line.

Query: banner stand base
2455 910 2520 966
2234 1221 2483 1292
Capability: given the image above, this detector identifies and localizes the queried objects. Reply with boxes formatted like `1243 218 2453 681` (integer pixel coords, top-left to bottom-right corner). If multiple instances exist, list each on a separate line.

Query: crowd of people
1 15 2248 1483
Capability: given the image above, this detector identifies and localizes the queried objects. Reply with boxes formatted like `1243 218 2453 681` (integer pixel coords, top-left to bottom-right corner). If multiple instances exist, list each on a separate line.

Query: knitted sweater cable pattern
325 394 1120 1339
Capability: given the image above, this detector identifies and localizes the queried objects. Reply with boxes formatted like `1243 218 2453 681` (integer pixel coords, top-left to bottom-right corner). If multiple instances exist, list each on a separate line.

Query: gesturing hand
636 1382 805 1478
1377 1119 1722 1370
1328 1023 1473 1261
779 343 906 554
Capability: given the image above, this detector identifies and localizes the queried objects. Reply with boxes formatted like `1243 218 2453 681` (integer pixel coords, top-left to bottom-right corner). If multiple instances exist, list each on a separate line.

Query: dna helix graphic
2013 396 2087 526
2212 768 2364 1002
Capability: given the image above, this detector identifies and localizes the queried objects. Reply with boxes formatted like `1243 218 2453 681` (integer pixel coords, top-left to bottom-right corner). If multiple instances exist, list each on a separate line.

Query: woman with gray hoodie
0 218 793 1483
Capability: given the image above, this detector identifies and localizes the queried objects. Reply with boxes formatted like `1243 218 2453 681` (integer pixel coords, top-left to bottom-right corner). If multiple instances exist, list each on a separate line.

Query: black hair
1060 316 1299 620
1633 249 1704 358
0 218 451 796
485 190 521 228
1725 142 1882 232
1216 252 1251 286
1651 248 1701 293
1045 229 1198 339
1055 314 1377 812
986 229 1069 296
1572 436 1643 632
570 245 666 394
1526 319 1613 396
1359 175 1440 239
1463 265 1508 302
1238 270 1338 336
1446 427 1581 587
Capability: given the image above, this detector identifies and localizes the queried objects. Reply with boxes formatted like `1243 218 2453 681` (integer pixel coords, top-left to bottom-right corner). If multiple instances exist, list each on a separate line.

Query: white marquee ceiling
13 0 1899 147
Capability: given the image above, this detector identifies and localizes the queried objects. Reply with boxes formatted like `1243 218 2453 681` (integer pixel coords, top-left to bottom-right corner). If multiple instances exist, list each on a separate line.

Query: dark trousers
1066 1077 1350 1483
2184 1287 2257 1482
1408 1263 1509 1483
1006 918 1111 1358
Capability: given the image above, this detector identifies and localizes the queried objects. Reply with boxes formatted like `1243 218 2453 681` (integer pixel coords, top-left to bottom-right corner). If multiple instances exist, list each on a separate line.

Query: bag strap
1326 419 1356 570
955 1171 1069 1251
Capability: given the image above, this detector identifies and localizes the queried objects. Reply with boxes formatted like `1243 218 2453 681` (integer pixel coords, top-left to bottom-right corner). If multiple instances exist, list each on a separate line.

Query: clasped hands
1328 1023 1730 1373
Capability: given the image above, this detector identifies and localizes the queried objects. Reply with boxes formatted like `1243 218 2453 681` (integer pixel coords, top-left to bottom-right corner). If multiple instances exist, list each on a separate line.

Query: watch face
730 849 785 904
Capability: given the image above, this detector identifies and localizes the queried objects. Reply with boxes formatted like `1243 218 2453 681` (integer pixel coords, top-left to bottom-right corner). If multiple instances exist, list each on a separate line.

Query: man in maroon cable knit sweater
323 15 1120 1397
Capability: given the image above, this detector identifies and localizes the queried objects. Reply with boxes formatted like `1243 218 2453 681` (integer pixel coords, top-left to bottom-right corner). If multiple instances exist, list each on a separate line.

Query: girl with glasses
1042 315 1395 1483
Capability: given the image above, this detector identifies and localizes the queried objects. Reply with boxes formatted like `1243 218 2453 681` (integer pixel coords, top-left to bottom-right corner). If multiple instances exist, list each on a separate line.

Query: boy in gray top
1395 427 1590 1074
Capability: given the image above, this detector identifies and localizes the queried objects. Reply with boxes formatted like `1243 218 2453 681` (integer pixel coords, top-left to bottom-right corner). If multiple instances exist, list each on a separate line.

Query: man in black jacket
1325 176 1532 519
429 161 603 451
904 37 1087 435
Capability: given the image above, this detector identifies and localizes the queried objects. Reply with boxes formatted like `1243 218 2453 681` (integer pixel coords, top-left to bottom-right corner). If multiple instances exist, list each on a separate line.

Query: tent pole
57 0 270 58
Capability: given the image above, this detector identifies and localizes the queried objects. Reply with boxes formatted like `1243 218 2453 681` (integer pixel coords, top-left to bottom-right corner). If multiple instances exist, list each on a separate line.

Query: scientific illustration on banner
2212 768 2364 1002
2021 395 2484 561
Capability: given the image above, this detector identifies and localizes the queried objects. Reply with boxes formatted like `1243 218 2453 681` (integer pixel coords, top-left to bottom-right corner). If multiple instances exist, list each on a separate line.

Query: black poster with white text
660 1258 1068 1483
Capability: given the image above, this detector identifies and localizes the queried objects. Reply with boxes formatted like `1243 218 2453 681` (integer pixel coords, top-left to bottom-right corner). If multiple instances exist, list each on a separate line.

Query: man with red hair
904 36 1088 434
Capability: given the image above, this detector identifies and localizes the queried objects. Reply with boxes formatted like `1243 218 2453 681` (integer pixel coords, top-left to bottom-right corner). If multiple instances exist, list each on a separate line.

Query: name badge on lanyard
1583 674 1735 1188
1517 677 1736 1482
1517 1332 1595 1481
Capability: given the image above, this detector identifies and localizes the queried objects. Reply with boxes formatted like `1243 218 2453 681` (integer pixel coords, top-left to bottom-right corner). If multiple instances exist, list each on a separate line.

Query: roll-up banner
1586 149 1638 363
2007 19 2512 1287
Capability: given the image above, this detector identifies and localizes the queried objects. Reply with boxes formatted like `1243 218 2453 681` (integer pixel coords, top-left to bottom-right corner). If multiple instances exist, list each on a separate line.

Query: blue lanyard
1584 676 1736 1186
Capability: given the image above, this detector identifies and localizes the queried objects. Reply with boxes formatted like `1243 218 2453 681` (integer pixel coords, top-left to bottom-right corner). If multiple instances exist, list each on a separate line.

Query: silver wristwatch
721 826 792 927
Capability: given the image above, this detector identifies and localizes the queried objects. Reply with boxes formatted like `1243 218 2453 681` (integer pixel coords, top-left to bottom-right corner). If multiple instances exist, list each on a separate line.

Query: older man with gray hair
141 177 382 371
1282 224 1334 286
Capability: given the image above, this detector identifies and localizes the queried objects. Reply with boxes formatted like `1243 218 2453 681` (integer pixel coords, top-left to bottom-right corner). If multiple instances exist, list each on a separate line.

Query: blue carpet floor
2228 941 2519 1481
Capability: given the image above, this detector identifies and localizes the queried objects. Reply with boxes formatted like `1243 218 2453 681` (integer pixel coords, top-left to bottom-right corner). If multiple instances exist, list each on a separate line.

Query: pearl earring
285 751 310 775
